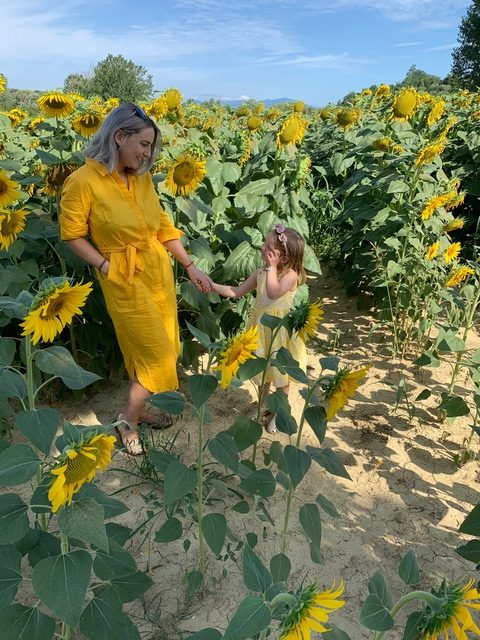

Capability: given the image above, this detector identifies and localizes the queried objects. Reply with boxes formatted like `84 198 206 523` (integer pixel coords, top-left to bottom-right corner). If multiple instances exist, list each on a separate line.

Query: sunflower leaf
200 513 227 557
15 409 60 455
360 593 394 631
79 587 140 640
0 604 55 640
34 347 100 390
58 498 108 551
243 544 272 593
223 595 271 640
188 374 217 408
0 444 40 485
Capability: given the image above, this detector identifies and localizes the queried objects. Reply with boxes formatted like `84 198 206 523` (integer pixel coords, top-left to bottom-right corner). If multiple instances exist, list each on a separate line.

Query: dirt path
61 272 480 639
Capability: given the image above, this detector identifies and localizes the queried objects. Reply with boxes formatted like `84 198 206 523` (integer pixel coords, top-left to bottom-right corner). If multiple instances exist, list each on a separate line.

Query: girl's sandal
115 415 144 456
261 410 278 435
138 409 173 430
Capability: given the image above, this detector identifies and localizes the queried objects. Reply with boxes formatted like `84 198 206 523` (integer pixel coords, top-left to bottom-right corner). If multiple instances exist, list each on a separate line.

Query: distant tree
393 65 451 94
0 89 43 114
451 0 480 89
63 73 94 97
90 54 153 102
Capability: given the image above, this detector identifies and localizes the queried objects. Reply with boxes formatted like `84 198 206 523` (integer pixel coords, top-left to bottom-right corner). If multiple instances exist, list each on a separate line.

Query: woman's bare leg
121 378 151 441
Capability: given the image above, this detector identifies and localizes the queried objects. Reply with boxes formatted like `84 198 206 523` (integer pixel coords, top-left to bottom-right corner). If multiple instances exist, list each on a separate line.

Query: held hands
187 264 213 293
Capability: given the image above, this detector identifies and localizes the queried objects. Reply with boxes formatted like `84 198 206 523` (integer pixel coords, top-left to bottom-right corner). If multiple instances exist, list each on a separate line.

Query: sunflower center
173 161 195 186
0 215 16 235
225 343 244 366
64 449 99 483
47 98 67 109
43 294 66 319
0 180 8 196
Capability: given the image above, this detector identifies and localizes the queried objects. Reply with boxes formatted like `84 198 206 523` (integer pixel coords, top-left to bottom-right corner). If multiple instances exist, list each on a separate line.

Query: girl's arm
163 238 213 292
212 269 259 299
264 249 298 299
66 238 110 275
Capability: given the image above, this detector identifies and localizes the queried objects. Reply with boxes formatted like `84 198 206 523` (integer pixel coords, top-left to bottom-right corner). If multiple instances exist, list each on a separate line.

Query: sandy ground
57 272 480 639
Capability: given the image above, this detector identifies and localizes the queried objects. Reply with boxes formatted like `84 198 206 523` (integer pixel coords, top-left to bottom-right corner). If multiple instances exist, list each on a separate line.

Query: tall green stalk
60 532 73 640
448 285 480 396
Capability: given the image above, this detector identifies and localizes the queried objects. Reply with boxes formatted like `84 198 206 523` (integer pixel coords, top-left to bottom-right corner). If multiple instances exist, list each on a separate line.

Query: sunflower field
0 72 480 640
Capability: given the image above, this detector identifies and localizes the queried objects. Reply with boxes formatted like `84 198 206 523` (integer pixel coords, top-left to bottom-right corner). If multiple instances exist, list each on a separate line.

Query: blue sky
0 0 471 106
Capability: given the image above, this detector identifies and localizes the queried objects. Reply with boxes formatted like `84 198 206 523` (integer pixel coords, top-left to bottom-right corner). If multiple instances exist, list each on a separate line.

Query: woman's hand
266 249 281 267
187 265 213 293
100 260 110 276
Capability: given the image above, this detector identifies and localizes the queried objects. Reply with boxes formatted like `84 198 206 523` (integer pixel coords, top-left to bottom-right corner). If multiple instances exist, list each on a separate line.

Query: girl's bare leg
121 378 151 441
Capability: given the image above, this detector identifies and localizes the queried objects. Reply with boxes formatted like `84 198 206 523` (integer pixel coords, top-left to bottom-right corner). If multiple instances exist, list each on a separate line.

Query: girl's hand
187 265 213 293
266 249 281 267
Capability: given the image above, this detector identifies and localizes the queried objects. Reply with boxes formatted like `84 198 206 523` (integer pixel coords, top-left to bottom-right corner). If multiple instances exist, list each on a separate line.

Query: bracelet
264 266 275 271
184 260 194 269
98 258 107 271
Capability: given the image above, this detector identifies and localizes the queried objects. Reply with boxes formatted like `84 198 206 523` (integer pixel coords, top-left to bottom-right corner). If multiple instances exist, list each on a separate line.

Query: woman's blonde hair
270 226 306 284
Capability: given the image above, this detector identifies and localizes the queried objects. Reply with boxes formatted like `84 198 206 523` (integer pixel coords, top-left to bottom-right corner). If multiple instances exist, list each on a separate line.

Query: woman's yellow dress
60 158 183 393
246 270 307 388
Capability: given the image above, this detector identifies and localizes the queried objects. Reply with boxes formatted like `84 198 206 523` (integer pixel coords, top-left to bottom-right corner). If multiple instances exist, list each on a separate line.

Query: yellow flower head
44 162 79 196
446 266 475 287
72 112 104 138
276 115 307 148
427 100 445 126
0 73 6 93
162 88 183 111
443 218 465 233
235 105 250 118
373 137 392 153
293 100 305 113
392 88 417 120
48 433 116 513
266 107 282 122
21 279 93 345
418 578 480 639
425 242 440 261
165 155 206 197
67 93 86 103
325 366 370 420
28 116 46 131
319 107 332 121
239 132 251 167
103 97 119 113
361 88 372 96
415 140 445 167
438 116 457 142
420 190 458 221
280 582 345 639
10 108 27 120
2 111 22 127
214 326 259 389
0 209 27 250
375 84 390 98
37 92 75 118
246 115 263 131
0 170 21 208
336 108 360 128
255 102 265 115
289 301 323 342
147 96 168 119
444 242 461 264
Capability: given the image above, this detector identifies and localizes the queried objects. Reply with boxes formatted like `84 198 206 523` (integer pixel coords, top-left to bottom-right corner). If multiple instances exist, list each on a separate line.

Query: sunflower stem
447 284 480 397
373 591 445 640
197 403 206 583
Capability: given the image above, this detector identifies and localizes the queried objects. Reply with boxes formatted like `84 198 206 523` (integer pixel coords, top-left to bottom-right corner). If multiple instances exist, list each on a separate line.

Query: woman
60 103 212 454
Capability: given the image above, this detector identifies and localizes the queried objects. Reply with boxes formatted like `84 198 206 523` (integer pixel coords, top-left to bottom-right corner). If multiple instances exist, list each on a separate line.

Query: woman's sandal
115 415 144 456
261 410 278 435
139 409 173 430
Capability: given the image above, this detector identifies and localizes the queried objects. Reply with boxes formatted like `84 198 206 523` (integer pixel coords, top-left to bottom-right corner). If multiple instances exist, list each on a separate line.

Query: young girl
212 224 307 433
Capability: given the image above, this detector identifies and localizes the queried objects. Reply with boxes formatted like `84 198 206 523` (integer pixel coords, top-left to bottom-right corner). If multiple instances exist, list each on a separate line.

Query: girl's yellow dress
60 158 183 393
246 270 307 387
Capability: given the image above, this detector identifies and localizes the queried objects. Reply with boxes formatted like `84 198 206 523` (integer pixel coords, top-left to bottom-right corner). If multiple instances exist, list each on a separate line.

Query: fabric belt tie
98 237 157 283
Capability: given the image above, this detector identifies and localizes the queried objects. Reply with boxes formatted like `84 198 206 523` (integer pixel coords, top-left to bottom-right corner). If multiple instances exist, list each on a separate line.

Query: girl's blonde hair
270 225 306 284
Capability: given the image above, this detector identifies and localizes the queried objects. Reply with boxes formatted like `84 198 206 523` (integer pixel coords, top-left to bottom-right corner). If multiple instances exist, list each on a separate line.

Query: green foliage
90 54 153 101
451 0 480 89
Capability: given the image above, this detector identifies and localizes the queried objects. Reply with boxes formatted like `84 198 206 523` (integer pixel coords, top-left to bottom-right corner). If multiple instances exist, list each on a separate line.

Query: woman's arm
163 238 213 292
66 238 110 275
212 270 259 299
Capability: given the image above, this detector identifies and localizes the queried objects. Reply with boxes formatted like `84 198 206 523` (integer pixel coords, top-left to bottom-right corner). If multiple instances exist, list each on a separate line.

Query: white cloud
392 42 421 47
423 43 456 52
258 53 373 70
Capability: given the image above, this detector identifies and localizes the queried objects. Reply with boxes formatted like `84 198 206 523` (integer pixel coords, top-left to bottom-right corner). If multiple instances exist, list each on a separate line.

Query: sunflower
103 97 119 113
72 112 104 137
373 137 392 153
214 326 259 389
375 83 390 98
162 88 183 111
165 155 206 197
246 115 263 131
319 107 332 121
67 92 86 103
28 116 46 131
279 582 345 640
427 100 445 126
361 88 372 96
238 132 251 167
293 100 305 113
420 190 458 221
0 209 27 250
418 578 480 639
443 218 465 233
444 242 461 264
20 279 93 345
291 155 312 190
235 105 250 118
446 266 475 288
37 92 75 118
185 116 201 129
266 107 281 122
255 102 265 114
44 162 79 196
276 115 306 148
3 111 22 127
147 96 168 119
392 88 417 120
48 433 116 513
0 170 21 208
325 366 370 420
10 108 27 120
415 140 445 167
289 301 324 342
425 242 440 260
336 108 360 128
438 116 457 142
0 73 6 93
